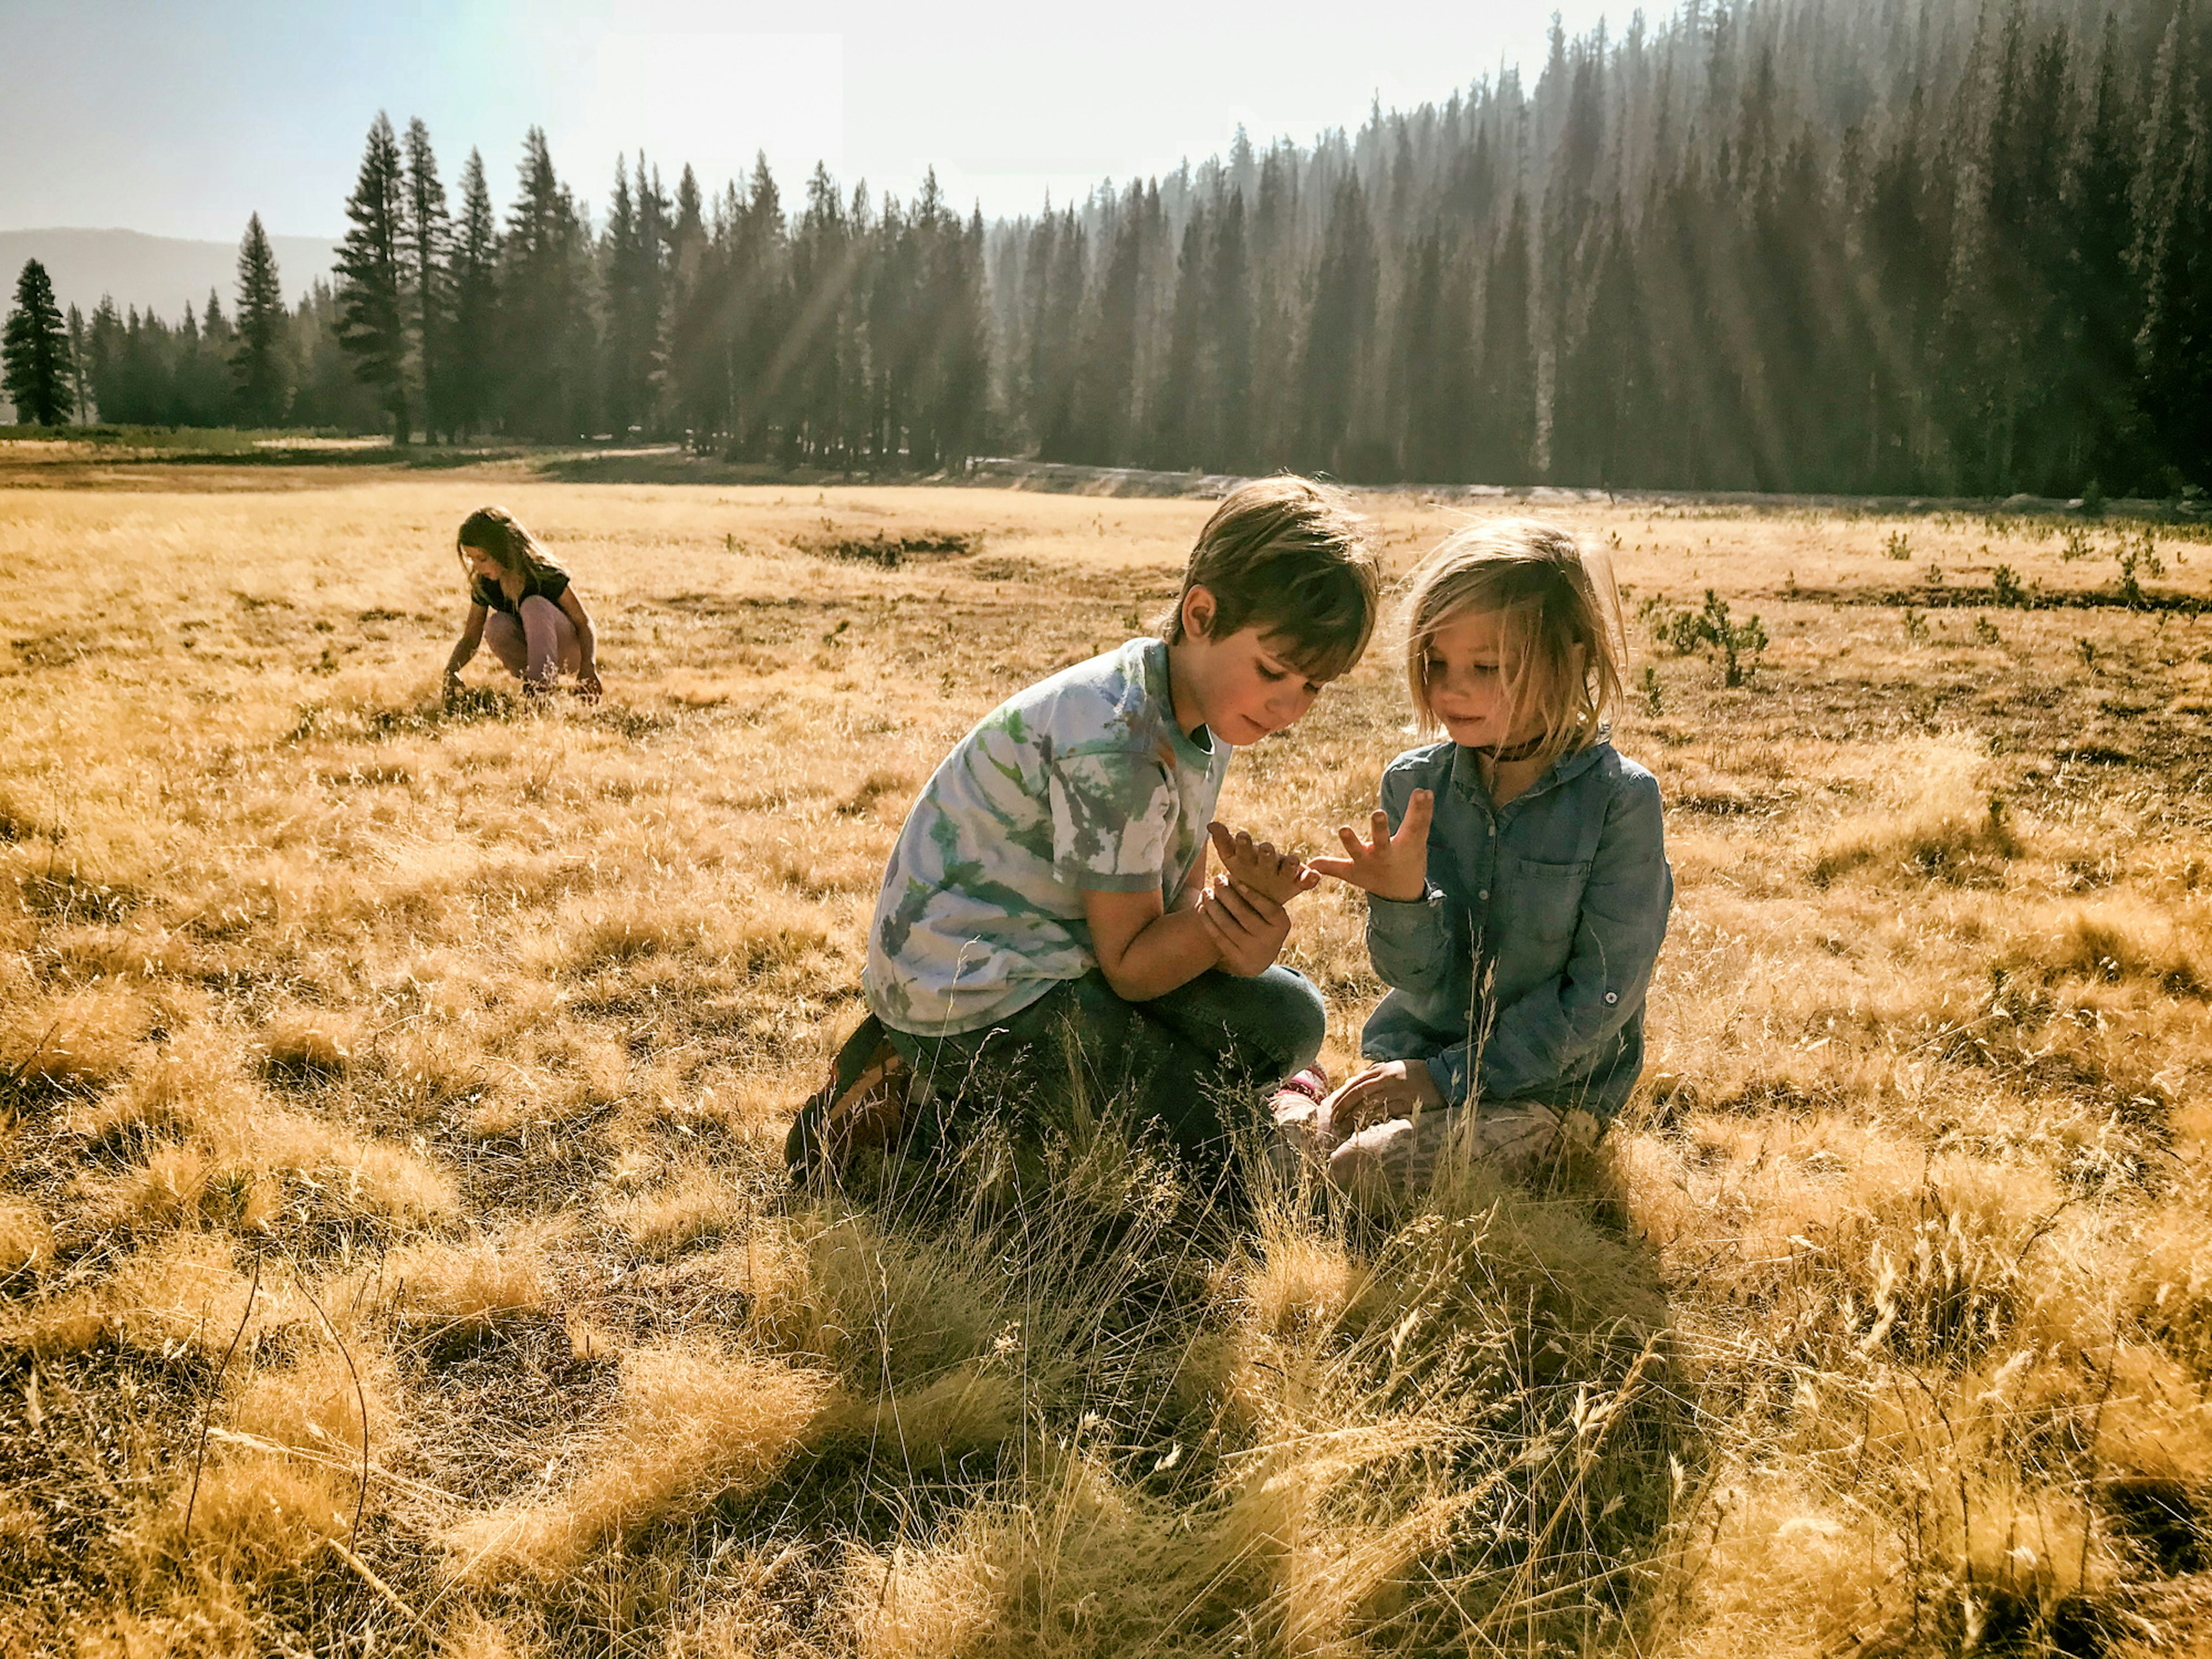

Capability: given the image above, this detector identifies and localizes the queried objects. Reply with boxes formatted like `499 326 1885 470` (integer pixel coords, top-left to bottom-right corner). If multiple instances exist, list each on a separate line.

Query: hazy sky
1 0 1618 242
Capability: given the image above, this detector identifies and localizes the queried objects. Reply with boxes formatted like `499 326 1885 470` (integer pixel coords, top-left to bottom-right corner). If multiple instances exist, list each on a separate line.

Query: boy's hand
1324 1059 1445 1134
1196 872 1291 976
1308 789 1435 902
1207 822 1319 906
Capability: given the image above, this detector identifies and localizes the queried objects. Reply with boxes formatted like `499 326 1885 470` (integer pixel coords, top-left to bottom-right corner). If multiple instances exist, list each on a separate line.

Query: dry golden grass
2 463 2209 1652
446 1341 834 1582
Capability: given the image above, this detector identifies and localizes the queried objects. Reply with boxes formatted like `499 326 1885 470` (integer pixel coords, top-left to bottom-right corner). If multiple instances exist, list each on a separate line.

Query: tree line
3 221 392 433
991 0 2210 497
8 0 2207 495
323 114 988 467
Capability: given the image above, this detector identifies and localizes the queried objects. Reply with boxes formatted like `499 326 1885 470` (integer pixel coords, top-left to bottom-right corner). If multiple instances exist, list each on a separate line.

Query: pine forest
15 0 2212 498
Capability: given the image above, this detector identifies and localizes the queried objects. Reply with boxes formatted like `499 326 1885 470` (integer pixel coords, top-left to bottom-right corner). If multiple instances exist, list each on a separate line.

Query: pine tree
933 206 991 468
66 304 88 423
3 259 73 426
726 153 788 460
402 118 452 440
2135 126 2212 488
335 112 412 440
179 292 236 427
232 213 290 426
1395 227 1453 482
501 127 594 441
1475 194 1536 482
2130 14 2210 489
1072 183 1147 464
1149 209 1206 467
446 149 501 437
1203 188 1254 473
84 298 125 423
1298 175 1377 474
666 163 721 450
787 162 853 464
603 156 647 435
2058 15 2142 492
1024 207 1086 460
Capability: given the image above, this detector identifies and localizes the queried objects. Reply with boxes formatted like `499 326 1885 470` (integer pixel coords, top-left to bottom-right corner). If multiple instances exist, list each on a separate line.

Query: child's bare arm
1084 888 1224 1001
444 603 488 696
1206 822 1320 906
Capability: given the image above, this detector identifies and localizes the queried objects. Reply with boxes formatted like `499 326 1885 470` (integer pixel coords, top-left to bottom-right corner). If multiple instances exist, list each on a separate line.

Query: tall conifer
3 259 72 426
501 128 593 441
232 213 290 426
335 112 411 440
402 119 452 440
446 149 501 437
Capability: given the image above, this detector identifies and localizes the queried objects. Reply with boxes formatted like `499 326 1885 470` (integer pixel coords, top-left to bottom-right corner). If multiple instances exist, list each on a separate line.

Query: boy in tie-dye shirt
791 478 1382 1180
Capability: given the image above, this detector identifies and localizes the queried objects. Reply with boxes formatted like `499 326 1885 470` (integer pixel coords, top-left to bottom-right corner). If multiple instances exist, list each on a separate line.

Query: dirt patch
797 529 982 567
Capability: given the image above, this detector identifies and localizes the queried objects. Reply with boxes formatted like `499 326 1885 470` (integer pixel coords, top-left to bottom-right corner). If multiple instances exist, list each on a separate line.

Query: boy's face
1169 587 1334 745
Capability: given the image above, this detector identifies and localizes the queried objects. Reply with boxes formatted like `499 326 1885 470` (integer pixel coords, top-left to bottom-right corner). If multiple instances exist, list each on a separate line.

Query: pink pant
484 596 581 685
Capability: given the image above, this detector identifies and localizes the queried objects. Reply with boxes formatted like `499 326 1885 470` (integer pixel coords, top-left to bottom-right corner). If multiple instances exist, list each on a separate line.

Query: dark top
470 563 570 616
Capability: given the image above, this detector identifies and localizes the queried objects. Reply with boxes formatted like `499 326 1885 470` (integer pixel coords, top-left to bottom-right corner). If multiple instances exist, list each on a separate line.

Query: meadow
2 450 2209 1657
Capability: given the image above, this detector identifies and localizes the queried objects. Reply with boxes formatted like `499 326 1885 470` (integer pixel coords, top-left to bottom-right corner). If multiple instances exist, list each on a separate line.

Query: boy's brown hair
1162 475 1381 678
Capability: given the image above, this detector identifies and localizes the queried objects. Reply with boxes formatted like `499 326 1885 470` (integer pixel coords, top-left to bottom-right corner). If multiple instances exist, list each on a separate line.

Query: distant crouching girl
442 506 602 703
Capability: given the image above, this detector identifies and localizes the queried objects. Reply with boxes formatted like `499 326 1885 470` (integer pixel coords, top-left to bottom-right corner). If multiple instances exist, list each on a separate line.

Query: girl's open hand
1207 822 1319 906
1308 789 1435 902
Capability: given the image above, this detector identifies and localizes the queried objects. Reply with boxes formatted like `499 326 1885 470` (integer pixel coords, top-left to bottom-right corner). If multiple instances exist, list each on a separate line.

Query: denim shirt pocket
1498 853 1592 948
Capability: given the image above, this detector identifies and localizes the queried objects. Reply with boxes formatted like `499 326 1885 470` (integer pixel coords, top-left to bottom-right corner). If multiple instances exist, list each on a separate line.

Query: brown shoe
785 1014 910 1181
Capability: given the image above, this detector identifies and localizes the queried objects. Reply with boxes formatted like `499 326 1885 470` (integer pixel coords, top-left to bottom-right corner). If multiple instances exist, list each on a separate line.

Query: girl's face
464 544 505 584
1419 607 1553 750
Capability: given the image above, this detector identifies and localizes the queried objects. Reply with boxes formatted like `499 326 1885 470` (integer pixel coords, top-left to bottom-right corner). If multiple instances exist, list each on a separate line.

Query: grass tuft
445 1342 834 1581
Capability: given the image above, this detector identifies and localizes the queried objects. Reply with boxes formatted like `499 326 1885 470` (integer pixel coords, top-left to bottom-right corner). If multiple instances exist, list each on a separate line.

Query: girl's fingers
1398 790 1435 843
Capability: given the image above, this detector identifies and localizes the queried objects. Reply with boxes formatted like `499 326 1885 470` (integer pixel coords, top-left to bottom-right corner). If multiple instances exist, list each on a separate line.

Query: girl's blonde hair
455 506 563 586
1402 519 1626 774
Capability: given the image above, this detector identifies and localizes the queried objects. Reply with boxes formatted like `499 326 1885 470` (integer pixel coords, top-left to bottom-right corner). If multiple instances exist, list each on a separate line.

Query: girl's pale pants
484 596 581 684
1275 1096 1600 1202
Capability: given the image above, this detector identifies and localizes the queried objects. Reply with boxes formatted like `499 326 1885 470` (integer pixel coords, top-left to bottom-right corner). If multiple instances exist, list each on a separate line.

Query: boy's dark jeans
881 966 1327 1172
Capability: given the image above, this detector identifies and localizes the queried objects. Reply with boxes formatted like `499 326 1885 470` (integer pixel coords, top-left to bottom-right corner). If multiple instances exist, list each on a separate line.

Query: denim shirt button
1478 889 1490 902
1604 991 1619 1004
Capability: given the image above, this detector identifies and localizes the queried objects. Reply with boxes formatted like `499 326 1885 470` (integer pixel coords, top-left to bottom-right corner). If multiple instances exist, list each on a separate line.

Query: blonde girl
442 506 602 702
1302 519 1672 1197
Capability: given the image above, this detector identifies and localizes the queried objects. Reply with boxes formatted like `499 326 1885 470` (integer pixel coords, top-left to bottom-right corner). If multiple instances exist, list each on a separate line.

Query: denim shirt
1359 736 1672 1122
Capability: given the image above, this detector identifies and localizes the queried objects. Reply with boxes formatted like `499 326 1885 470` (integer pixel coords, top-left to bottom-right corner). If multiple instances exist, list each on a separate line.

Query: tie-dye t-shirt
863 638 1230 1037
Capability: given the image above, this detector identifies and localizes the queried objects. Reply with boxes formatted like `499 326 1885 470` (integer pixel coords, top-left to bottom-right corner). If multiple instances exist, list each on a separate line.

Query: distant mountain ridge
0 227 339 321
